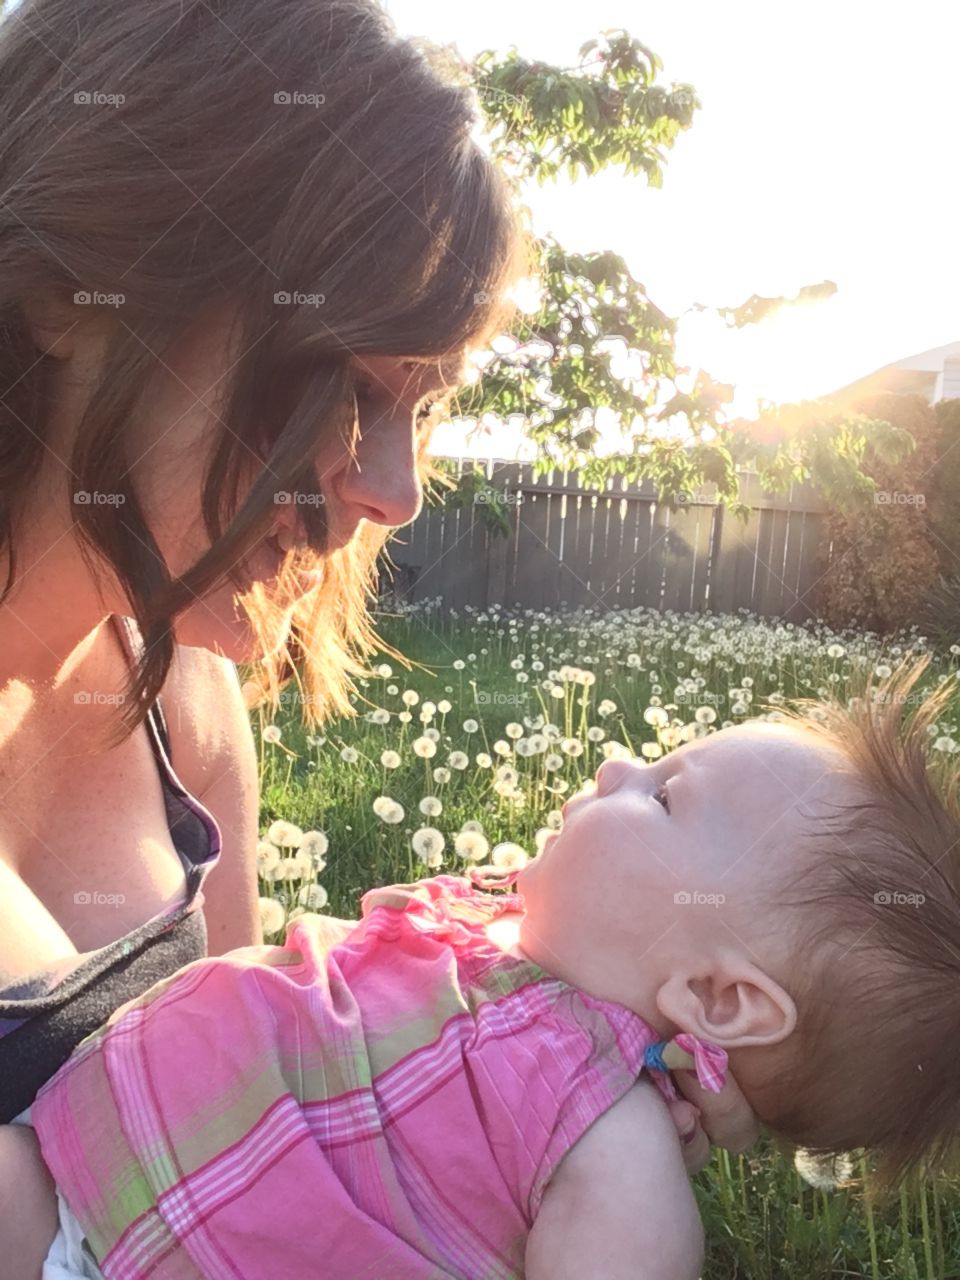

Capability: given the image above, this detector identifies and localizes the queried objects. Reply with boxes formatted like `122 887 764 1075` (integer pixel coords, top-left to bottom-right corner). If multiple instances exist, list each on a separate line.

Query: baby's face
517 720 847 1009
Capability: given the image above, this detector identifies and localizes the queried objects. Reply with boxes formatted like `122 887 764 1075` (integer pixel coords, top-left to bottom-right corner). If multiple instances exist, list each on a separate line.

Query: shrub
813 394 940 633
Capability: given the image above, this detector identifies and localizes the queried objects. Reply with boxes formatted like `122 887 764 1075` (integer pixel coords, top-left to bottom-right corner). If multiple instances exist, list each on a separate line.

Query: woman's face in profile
118 300 460 660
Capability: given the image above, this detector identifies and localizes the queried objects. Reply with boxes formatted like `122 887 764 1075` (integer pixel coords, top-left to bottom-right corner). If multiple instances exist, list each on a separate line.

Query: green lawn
247 600 960 1279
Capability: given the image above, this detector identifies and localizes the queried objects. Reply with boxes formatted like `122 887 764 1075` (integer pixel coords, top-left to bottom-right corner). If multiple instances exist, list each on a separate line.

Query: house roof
828 340 960 406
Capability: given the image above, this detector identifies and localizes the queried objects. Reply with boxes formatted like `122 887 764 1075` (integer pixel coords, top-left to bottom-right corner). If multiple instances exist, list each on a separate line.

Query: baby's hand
670 1069 760 1173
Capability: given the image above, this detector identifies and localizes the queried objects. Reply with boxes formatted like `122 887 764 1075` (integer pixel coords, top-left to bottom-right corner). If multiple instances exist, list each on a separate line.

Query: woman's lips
236 535 286 589
234 515 361 591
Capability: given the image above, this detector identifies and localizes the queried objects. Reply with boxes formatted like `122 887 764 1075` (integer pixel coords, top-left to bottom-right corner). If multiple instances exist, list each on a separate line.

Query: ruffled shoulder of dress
359 873 523 948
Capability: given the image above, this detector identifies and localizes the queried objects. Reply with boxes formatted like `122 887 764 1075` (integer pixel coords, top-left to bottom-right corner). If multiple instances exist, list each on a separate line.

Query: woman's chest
0 717 189 966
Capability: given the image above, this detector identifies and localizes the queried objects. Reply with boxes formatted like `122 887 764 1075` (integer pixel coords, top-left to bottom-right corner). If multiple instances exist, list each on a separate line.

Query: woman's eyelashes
653 783 670 814
353 377 441 428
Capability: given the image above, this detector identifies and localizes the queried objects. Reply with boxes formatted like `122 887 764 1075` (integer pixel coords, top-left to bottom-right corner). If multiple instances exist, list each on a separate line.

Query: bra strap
109 614 173 762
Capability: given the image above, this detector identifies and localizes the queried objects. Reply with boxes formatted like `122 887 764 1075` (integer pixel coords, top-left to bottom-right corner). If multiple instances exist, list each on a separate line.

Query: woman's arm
193 722 262 955
163 648 262 954
0 1124 57 1280
525 1081 704 1280
672 1068 760 1174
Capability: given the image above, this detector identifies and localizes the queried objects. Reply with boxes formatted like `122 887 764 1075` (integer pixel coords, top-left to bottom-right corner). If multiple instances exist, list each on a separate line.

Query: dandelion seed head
793 1149 854 1189
492 842 528 871
259 897 286 936
411 826 445 863
455 830 489 861
267 820 303 848
298 883 329 911
256 841 280 875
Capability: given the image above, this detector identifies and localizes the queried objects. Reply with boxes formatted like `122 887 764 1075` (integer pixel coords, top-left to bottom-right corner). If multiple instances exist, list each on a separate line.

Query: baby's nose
595 757 643 796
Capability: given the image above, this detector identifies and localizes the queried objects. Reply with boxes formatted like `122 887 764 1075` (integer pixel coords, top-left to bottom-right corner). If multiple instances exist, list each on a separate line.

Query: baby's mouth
561 779 598 818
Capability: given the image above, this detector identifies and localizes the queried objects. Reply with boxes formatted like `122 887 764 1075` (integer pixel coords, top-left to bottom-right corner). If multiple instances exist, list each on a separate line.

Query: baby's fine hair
758 655 960 1190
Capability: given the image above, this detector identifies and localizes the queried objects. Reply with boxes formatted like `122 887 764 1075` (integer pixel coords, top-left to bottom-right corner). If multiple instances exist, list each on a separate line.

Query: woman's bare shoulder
158 644 253 796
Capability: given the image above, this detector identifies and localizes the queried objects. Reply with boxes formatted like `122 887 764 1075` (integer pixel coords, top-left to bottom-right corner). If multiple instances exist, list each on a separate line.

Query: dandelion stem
859 1158 879 1280
919 1177 934 1280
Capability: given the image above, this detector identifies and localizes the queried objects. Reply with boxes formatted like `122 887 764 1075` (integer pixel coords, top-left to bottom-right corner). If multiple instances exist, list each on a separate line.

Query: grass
246 600 960 1279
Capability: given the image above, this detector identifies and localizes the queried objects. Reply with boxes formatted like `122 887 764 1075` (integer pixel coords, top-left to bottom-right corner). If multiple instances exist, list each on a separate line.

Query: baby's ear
655 958 797 1048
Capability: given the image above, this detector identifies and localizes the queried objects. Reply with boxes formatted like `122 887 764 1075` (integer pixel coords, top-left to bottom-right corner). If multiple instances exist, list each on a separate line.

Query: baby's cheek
520 863 573 934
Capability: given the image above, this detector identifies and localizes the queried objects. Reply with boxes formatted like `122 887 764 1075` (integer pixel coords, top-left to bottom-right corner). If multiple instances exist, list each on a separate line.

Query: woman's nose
332 414 423 530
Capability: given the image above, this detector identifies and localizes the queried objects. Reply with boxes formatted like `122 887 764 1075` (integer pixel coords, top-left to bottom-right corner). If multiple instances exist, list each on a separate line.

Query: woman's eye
416 398 442 427
654 784 670 813
355 377 441 429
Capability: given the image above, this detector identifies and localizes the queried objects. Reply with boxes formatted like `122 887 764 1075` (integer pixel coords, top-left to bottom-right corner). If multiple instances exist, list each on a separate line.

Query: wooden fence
383 459 831 621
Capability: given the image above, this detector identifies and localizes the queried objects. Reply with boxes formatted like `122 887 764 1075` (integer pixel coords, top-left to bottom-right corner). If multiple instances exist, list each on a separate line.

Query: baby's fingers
673 1069 760 1155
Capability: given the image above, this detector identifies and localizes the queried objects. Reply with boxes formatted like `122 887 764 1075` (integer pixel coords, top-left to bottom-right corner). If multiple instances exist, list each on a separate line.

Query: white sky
381 0 960 454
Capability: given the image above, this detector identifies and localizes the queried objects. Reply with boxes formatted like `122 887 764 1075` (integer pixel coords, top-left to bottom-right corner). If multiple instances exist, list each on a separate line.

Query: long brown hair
0 0 531 741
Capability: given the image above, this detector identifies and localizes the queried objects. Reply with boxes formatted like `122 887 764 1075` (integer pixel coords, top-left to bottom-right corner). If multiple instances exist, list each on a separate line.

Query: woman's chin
172 584 294 661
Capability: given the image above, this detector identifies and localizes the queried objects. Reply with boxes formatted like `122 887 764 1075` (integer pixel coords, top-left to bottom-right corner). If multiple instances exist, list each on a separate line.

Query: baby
11 659 960 1279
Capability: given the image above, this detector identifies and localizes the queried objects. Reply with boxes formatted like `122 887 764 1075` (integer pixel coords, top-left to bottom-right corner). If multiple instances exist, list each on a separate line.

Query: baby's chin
516 860 530 894
515 844 547 898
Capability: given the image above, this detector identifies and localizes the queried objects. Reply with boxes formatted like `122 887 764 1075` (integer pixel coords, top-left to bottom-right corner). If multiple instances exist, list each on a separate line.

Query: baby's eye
654 784 670 814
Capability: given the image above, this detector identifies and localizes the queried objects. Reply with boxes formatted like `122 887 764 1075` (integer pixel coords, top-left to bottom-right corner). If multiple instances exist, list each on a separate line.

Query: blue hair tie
643 1041 670 1074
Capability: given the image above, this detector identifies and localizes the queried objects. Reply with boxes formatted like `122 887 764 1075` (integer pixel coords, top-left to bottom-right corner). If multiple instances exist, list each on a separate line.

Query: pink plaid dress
32 873 725 1279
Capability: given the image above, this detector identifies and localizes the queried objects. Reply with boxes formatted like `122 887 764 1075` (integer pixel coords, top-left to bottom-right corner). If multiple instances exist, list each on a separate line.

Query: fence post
484 462 512 606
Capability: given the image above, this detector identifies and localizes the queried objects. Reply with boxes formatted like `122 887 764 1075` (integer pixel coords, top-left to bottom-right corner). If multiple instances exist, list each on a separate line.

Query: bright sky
381 0 960 456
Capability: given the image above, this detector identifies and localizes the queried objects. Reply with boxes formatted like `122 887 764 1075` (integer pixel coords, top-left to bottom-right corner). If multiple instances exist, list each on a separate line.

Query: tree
434 31 912 517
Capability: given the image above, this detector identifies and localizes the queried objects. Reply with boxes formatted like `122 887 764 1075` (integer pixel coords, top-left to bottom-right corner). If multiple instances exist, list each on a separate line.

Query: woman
0 0 753 1272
